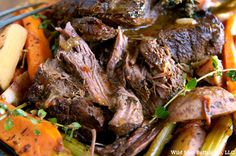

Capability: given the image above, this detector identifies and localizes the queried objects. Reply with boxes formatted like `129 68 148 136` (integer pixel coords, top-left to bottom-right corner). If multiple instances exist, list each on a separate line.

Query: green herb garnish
37 109 47 119
211 56 223 76
12 109 27 117
0 103 8 110
211 56 219 70
50 120 81 138
4 118 13 131
28 118 39 125
226 70 236 81
48 118 57 124
34 129 41 136
39 20 50 29
185 78 197 92
154 106 169 119
33 14 52 29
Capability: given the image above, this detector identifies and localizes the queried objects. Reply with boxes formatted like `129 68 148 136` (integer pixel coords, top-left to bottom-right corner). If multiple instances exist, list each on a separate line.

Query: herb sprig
153 68 236 121
48 118 81 138
0 104 81 137
33 13 52 29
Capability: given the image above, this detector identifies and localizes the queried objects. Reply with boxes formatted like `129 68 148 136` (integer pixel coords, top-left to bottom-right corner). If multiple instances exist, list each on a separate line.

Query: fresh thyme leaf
51 43 58 56
64 122 82 138
4 118 13 131
226 70 236 81
211 56 222 76
70 122 81 130
40 15 47 20
0 103 8 110
29 117 39 125
39 20 52 29
211 56 218 70
154 106 169 119
34 129 40 136
12 109 27 117
185 78 197 91
33 14 47 20
37 109 47 119
48 118 57 124
32 14 40 19
39 21 48 29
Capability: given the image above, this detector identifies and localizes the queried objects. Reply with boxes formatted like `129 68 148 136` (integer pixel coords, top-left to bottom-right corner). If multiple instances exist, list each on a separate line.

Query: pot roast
26 0 228 155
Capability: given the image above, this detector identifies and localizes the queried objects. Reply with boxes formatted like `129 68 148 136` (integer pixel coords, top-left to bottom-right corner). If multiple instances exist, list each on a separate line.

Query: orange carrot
223 14 236 94
21 9 52 80
0 99 65 156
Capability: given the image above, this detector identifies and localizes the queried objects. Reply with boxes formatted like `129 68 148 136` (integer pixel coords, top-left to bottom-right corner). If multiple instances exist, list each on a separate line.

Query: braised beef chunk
27 59 88 107
123 38 185 117
109 87 143 136
46 98 107 131
28 23 144 137
51 0 156 27
155 13 224 63
139 39 171 70
71 17 117 41
61 23 143 135
27 59 106 133
140 39 185 99
58 23 112 106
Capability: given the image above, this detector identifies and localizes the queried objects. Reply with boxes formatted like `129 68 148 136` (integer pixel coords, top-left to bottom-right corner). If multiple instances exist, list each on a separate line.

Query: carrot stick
0 99 65 156
223 14 236 94
21 9 52 80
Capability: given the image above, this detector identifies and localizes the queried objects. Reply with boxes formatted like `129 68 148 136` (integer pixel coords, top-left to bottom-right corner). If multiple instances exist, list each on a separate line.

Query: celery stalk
199 116 233 156
145 123 175 156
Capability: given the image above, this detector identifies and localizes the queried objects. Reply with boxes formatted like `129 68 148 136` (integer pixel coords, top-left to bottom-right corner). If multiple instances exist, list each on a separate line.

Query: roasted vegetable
145 123 175 156
199 116 233 156
168 122 206 156
0 99 65 156
223 14 236 94
21 9 52 80
1 72 31 105
168 87 236 123
0 24 27 90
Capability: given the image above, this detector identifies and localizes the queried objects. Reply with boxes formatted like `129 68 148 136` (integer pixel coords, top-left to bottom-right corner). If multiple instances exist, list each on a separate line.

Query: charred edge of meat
71 17 117 41
155 12 224 64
